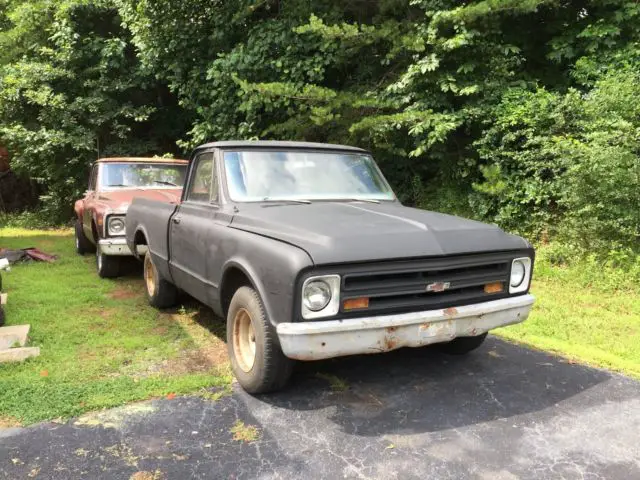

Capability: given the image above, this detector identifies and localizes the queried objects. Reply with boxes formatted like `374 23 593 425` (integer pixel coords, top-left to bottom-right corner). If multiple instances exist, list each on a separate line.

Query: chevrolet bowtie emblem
426 282 450 293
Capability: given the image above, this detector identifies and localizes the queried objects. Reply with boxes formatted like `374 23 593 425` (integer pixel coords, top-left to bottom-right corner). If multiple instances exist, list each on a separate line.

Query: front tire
227 286 294 394
143 251 177 308
438 332 488 355
96 247 121 278
75 220 95 255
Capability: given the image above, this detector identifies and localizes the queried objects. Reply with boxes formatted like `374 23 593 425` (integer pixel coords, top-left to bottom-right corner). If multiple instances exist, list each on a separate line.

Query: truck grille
340 253 514 315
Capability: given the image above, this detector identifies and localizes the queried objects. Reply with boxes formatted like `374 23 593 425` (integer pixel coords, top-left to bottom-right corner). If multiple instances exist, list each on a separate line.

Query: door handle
172 217 181 225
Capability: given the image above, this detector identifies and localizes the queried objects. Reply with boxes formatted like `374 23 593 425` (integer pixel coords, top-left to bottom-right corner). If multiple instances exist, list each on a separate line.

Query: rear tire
75 220 95 255
96 248 120 278
143 251 177 308
438 332 488 355
0 307 5 327
227 286 294 394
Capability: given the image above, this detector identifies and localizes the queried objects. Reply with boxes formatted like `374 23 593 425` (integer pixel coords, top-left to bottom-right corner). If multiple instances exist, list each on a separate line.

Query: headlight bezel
107 215 126 237
301 274 340 319
509 257 532 294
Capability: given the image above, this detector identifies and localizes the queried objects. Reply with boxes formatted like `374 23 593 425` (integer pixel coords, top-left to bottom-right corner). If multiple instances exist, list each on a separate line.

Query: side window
186 153 217 203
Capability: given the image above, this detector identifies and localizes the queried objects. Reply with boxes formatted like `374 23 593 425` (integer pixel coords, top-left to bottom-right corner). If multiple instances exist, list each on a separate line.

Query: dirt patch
160 349 218 375
0 415 21 429
109 287 139 301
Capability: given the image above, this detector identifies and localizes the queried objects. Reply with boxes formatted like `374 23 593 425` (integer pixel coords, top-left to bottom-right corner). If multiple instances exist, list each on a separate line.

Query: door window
186 153 217 203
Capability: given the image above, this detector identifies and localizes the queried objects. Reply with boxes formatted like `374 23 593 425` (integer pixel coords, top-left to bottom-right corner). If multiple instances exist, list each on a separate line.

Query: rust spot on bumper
384 337 397 350
386 326 398 333
443 307 458 317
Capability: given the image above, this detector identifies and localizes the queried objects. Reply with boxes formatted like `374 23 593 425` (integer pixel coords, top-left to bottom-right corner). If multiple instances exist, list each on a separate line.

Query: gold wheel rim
233 308 256 373
144 255 156 297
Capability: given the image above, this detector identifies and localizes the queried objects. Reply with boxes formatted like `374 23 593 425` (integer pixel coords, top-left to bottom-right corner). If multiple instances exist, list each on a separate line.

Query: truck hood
96 189 182 212
230 202 529 265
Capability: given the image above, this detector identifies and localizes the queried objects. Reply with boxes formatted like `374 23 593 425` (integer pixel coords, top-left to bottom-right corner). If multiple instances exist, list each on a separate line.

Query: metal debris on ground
0 248 57 264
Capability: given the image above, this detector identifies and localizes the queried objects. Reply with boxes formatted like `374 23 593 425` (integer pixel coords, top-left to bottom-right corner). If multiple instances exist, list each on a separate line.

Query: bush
473 66 640 255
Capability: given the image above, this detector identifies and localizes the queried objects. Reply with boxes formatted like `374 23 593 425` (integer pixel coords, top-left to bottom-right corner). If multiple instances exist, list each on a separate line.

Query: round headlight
108 217 125 235
303 280 332 312
510 260 526 288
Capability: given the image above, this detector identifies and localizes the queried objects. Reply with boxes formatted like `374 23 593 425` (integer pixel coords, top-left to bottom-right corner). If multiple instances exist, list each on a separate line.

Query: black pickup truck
126 141 535 393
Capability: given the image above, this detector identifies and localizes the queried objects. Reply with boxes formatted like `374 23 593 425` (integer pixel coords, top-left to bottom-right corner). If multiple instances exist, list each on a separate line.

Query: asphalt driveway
2 337 640 479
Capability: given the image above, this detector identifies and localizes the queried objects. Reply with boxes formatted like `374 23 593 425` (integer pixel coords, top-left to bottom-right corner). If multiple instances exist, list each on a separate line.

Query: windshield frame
219 148 397 204
97 162 188 191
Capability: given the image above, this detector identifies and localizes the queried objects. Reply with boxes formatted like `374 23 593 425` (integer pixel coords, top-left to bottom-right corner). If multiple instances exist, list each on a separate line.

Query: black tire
227 286 294 394
96 248 121 278
438 332 488 355
0 306 5 327
143 251 177 308
75 220 95 255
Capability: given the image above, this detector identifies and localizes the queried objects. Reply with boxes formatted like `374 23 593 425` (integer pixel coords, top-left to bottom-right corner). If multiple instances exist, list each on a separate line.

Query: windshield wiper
106 184 128 187
348 198 380 204
262 197 312 205
154 180 177 186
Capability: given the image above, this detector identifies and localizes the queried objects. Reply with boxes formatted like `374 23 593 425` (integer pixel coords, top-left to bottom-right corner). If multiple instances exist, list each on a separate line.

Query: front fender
216 231 313 328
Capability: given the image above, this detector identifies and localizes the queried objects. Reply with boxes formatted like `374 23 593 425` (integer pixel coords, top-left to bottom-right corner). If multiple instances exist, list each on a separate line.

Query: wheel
227 286 294 394
143 251 177 308
96 247 121 278
0 306 5 327
75 219 95 255
438 332 488 355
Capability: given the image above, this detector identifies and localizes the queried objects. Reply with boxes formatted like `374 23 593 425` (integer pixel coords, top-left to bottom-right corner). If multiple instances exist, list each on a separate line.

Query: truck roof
195 140 369 153
96 157 188 164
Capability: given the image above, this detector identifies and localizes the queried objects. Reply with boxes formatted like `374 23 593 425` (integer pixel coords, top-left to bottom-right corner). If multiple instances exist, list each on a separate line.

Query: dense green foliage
1 0 638 256
0 0 190 217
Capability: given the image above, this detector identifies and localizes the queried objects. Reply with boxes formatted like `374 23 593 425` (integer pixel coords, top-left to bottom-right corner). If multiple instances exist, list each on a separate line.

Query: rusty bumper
277 294 535 361
98 238 148 256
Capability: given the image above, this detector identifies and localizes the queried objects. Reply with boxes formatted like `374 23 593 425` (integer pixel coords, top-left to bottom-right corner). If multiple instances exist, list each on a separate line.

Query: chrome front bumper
277 294 535 361
97 238 148 256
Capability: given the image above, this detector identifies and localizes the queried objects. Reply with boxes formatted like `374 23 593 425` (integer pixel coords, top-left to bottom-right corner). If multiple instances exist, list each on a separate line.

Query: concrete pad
0 346 40 363
0 324 30 348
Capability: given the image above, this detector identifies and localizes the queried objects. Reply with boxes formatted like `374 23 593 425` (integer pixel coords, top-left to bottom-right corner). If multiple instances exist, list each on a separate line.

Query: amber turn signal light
484 282 504 294
343 297 370 310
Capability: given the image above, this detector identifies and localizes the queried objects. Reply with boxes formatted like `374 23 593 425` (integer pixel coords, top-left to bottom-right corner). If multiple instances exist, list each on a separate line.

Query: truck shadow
252 336 616 435
154 295 617 437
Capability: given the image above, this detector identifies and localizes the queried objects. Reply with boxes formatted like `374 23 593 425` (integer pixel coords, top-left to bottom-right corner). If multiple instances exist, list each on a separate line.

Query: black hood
230 202 530 265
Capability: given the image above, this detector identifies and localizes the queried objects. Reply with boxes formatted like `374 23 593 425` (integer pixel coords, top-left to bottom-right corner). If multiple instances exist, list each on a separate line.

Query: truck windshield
100 163 187 189
223 150 395 202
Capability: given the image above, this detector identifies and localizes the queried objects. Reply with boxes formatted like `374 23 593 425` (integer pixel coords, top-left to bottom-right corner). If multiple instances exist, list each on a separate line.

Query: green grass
495 247 640 379
0 228 231 425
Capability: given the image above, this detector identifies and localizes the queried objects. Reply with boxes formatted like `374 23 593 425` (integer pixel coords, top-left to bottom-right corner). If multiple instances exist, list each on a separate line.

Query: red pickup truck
74 157 188 278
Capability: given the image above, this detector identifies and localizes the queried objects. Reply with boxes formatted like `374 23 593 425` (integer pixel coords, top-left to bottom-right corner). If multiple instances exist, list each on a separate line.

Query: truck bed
125 197 178 280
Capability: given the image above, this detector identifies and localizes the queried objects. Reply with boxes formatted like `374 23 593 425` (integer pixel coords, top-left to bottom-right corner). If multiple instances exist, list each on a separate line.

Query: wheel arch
219 259 277 323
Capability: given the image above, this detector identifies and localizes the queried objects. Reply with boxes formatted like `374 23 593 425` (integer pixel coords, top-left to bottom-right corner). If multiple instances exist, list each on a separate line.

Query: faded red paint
74 157 187 245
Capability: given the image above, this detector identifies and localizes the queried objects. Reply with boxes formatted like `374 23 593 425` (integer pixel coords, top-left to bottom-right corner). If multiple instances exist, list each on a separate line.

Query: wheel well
134 230 148 246
91 221 99 243
220 267 253 318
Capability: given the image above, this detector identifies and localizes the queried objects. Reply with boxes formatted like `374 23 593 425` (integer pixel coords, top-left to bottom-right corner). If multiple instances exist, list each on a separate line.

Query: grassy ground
495 249 640 379
0 228 231 425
